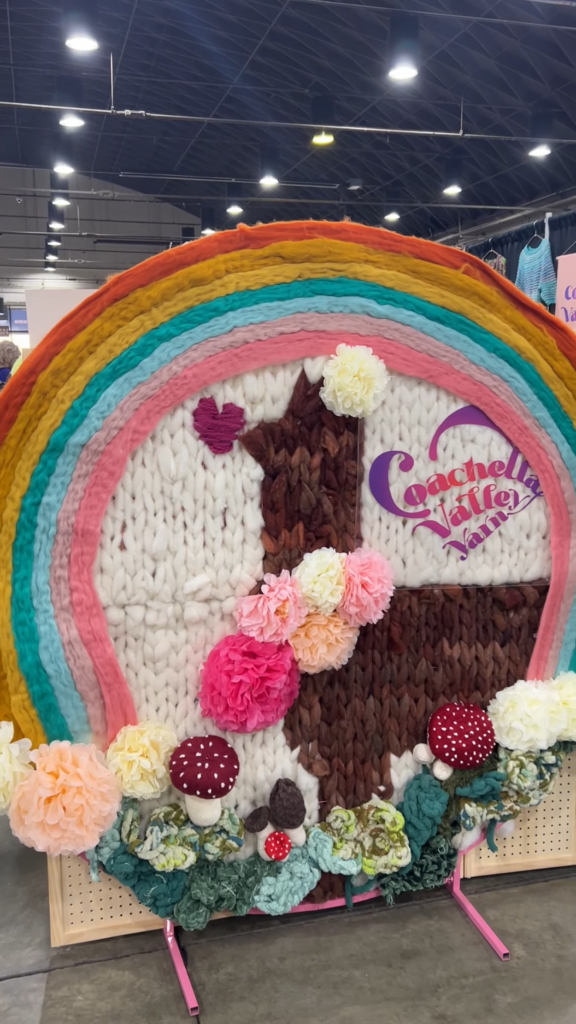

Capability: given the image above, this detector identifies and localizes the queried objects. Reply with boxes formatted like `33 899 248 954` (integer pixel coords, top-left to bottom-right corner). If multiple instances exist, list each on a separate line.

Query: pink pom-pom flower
199 633 300 733
9 741 120 856
235 570 308 644
338 549 394 627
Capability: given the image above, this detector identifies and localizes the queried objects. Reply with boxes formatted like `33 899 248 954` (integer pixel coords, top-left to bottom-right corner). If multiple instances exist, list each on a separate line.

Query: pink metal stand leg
445 850 510 961
164 920 200 1017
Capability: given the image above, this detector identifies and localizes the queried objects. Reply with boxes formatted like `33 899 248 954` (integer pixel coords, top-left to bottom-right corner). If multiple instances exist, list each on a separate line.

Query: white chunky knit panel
95 365 550 811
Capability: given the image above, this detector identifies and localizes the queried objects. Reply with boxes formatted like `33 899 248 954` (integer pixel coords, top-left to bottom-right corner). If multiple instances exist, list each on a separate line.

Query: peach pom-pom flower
338 549 394 627
235 570 308 643
200 633 300 733
9 741 120 856
290 613 359 674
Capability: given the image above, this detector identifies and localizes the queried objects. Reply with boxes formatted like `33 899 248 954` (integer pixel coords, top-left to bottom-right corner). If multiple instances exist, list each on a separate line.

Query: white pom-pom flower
0 721 33 814
292 548 346 615
548 672 576 742
319 343 388 418
487 680 567 752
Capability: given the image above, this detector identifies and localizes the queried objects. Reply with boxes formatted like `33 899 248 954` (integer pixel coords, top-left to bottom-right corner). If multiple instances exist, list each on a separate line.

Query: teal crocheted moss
253 847 321 916
377 834 458 906
398 773 449 861
455 772 506 804
104 848 187 919
174 856 278 931
307 828 362 876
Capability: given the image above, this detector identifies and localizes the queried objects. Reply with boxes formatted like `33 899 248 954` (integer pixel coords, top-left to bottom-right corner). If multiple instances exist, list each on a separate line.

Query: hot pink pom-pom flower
9 741 120 856
235 570 308 643
338 549 394 627
200 633 300 733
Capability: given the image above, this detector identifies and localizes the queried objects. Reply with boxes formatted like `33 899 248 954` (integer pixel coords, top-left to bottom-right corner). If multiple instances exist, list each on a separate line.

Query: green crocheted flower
317 798 411 877
306 828 362 875
253 847 321 915
174 856 277 931
132 804 200 872
200 807 245 861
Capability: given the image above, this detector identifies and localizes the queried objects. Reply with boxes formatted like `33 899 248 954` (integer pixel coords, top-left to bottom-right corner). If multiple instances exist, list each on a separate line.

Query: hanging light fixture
52 193 70 207
384 211 400 222
388 13 420 81
200 207 216 236
442 154 463 196
529 109 553 159
311 96 335 145
347 178 363 191
45 243 59 262
63 1 99 51
226 183 243 216
45 263 57 272
46 234 62 247
48 202 65 231
53 159 75 175
56 75 85 128
259 144 279 187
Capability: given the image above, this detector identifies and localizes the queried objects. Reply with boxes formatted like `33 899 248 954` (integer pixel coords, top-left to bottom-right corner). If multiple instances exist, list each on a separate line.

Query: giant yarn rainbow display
2 221 576 753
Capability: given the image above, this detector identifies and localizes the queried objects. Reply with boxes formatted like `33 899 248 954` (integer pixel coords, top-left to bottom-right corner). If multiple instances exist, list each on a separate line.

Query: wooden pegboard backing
47 852 163 946
463 755 576 877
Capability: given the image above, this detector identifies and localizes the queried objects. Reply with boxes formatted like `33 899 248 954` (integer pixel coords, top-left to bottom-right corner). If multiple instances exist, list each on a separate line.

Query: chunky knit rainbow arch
1 220 576 751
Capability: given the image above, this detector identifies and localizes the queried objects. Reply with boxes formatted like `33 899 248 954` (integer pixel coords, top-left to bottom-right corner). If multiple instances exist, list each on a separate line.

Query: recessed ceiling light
443 183 462 196
312 130 334 146
52 196 71 207
388 63 418 81
54 161 74 175
529 143 551 159
226 203 243 215
259 173 278 187
59 112 85 128
384 211 400 222
65 33 98 51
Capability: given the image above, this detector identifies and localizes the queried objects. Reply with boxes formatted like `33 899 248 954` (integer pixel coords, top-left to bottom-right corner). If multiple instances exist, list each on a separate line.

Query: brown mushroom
269 779 307 847
169 735 239 826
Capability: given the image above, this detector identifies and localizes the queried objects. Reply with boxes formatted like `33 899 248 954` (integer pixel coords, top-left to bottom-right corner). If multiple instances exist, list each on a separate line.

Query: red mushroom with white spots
169 735 240 826
413 703 495 781
265 831 292 862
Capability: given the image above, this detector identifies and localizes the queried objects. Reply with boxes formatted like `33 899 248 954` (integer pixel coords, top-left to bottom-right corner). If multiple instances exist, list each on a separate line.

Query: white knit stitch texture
95 365 550 815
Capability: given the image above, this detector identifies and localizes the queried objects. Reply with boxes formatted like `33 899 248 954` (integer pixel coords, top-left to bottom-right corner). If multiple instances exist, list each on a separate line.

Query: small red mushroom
264 830 292 862
428 703 495 774
169 735 240 826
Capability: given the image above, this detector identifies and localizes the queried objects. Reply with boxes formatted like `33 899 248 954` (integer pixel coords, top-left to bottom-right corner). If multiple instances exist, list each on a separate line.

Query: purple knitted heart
192 397 246 454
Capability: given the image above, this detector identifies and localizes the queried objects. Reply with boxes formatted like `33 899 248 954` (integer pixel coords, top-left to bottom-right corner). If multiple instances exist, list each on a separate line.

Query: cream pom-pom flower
487 680 568 753
106 722 178 799
0 721 32 814
292 547 346 615
548 672 576 742
319 343 388 418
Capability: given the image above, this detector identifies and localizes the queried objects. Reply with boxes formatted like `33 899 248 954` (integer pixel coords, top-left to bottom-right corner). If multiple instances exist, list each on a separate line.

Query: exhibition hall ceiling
2 0 576 237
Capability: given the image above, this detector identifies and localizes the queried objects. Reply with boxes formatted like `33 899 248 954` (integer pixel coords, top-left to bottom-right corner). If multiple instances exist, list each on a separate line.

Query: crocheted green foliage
455 772 506 804
174 856 278 931
200 808 244 861
253 847 321 916
318 799 411 877
377 834 458 907
398 773 449 861
456 746 567 833
306 828 362 875
131 805 201 872
104 848 187 919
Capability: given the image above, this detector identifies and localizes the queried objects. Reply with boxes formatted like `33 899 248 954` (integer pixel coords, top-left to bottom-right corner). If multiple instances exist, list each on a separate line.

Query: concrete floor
1 817 575 1024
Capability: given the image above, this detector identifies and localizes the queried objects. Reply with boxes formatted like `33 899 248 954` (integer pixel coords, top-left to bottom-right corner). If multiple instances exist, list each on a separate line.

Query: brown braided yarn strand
239 369 363 573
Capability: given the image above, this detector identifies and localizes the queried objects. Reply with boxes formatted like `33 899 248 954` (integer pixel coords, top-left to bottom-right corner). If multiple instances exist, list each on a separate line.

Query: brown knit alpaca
240 371 548 822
